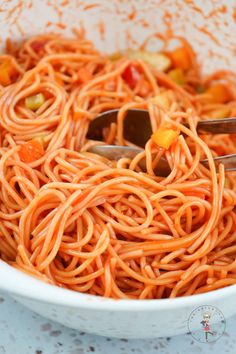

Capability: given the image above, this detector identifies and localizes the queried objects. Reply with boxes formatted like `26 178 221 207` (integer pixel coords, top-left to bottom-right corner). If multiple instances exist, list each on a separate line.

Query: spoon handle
196 118 236 134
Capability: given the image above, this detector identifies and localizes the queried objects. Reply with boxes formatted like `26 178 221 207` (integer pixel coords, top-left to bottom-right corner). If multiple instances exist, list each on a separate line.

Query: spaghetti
0 33 236 299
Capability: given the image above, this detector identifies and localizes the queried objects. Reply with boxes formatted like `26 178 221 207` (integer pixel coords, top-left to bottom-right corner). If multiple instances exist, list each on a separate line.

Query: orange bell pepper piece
77 68 93 83
55 74 64 86
205 83 232 104
169 47 191 71
19 139 45 163
152 126 179 149
0 60 14 86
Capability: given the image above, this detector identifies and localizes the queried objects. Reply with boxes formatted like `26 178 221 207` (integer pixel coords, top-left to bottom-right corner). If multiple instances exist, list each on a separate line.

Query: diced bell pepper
25 93 46 111
152 126 179 149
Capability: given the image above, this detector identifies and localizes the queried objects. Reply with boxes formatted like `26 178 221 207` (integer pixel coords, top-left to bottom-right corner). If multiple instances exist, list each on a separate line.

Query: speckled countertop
0 293 235 354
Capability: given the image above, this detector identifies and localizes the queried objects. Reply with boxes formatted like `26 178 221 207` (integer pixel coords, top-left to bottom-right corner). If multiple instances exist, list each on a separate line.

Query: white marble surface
0 292 236 354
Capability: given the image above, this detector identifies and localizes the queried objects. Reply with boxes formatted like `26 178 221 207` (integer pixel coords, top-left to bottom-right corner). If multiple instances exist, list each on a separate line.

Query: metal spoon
87 109 236 147
87 109 236 176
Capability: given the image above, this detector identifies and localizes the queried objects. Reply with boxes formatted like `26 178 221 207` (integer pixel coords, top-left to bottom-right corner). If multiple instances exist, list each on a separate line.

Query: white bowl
1 260 236 338
0 0 236 339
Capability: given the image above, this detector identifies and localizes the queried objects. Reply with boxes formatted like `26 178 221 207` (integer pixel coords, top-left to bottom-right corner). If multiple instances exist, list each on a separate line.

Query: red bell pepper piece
122 64 140 89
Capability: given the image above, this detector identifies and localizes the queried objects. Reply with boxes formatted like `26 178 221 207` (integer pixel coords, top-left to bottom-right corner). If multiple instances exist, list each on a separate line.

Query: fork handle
201 154 236 171
196 118 236 134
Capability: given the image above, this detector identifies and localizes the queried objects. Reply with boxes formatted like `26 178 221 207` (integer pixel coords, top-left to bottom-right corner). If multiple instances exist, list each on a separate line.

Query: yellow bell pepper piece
152 127 179 149
33 136 45 146
25 93 45 111
151 91 170 110
127 50 171 72
168 68 186 85
109 52 123 61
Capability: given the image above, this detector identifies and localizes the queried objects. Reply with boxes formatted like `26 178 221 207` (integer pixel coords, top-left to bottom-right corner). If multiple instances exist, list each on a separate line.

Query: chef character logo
200 311 215 341
188 305 225 343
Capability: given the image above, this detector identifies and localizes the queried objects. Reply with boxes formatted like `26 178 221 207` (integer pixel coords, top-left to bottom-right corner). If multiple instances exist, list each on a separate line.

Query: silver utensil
87 109 236 176
88 145 236 176
88 145 171 177
87 109 236 147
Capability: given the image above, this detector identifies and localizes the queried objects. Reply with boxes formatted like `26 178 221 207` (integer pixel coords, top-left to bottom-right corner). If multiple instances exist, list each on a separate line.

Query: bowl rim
0 260 236 311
